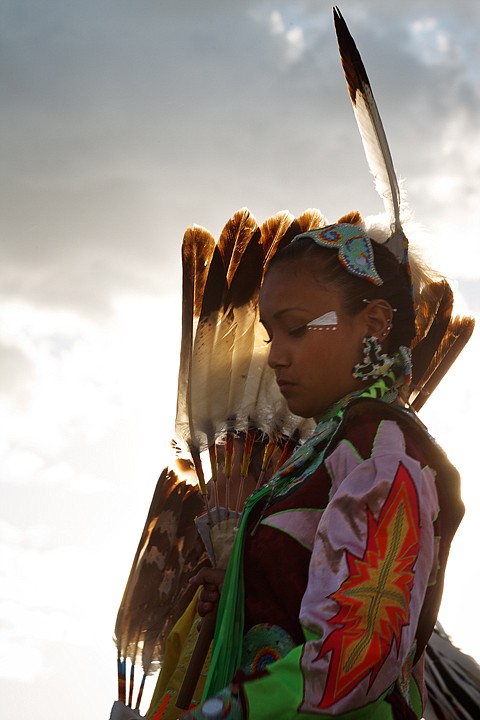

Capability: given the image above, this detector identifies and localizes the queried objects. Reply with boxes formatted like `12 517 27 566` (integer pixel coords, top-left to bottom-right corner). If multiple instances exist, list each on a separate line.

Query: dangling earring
352 335 395 381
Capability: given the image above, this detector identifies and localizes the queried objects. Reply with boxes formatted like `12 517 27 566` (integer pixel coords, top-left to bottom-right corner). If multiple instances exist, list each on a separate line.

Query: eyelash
289 324 308 337
263 325 307 345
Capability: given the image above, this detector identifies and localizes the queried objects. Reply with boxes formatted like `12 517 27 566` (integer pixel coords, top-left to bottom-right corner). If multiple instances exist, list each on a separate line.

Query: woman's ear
363 299 394 341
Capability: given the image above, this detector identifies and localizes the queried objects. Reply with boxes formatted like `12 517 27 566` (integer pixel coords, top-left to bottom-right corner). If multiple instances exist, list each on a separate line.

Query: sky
1 1 479 718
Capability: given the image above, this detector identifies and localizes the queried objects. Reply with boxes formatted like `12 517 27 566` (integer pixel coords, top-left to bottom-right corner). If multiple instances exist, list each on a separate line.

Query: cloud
409 17 459 66
0 529 119 682
0 342 34 406
268 10 306 63
2 0 480 332
0 295 179 482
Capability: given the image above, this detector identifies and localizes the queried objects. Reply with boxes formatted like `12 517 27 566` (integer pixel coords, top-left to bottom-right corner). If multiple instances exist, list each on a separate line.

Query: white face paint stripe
306 310 338 329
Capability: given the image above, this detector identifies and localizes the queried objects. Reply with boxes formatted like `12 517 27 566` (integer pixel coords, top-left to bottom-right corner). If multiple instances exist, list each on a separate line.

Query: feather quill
333 7 405 261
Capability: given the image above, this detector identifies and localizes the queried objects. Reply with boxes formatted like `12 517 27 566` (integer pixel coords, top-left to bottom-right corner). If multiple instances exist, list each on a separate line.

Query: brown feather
411 281 453 389
334 7 405 259
296 208 329 232
114 466 207 679
177 210 264 492
259 210 295 273
182 225 217 317
176 242 229 470
336 209 363 226
217 208 259 287
175 227 216 457
411 316 475 411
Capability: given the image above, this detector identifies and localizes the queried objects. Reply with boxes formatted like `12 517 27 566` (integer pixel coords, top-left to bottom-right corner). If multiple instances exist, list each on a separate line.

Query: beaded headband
293 223 383 286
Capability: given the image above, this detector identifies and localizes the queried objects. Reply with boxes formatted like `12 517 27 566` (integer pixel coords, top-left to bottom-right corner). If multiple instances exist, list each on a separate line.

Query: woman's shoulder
335 398 438 462
330 398 463 521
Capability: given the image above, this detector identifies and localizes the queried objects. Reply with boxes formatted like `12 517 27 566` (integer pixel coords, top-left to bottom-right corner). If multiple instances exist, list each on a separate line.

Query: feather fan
114 464 207 706
175 208 316 491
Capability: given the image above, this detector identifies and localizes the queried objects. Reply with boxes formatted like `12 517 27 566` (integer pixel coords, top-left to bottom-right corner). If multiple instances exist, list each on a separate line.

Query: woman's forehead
260 265 341 315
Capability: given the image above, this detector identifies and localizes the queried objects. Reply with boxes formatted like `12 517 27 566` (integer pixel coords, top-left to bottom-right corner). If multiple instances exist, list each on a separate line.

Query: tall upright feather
333 7 406 262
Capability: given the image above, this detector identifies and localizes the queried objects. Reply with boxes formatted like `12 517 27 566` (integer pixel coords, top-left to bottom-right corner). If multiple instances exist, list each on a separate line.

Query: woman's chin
285 399 315 420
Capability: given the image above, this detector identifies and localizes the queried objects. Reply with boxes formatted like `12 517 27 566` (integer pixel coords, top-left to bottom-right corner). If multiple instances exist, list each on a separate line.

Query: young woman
186 223 464 720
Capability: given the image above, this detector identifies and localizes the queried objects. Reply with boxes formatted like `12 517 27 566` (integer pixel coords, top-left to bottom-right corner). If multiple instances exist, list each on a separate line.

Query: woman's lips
277 379 295 394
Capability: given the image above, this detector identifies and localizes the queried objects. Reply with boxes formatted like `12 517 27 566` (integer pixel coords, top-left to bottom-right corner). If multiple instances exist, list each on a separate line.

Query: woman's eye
288 324 307 337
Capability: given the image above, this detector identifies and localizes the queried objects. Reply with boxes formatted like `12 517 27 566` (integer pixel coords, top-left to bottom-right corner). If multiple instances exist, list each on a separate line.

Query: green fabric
243 651 396 720
409 676 423 719
242 646 304 719
202 481 269 698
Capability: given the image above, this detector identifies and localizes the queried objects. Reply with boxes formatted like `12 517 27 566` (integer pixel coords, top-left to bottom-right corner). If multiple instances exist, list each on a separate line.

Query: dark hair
266 234 416 351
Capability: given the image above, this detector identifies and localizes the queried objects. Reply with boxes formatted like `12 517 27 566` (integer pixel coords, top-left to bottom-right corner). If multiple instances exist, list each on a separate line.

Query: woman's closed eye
263 324 309 342
288 323 309 337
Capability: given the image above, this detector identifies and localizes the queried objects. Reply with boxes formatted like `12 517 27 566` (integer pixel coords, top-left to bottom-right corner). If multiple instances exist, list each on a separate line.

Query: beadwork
353 335 395 381
293 224 383 286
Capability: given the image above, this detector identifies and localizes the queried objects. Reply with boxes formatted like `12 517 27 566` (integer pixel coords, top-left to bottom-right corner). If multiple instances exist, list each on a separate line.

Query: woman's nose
267 338 288 369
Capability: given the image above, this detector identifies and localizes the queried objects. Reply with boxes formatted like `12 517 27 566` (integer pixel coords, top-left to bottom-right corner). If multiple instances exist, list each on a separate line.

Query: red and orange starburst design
317 463 421 708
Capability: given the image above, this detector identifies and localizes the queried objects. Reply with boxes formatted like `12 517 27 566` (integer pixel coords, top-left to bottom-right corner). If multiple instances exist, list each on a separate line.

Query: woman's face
259 261 370 419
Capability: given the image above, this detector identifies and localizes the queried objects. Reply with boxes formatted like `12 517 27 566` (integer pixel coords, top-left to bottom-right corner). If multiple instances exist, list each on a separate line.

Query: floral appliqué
316 462 421 707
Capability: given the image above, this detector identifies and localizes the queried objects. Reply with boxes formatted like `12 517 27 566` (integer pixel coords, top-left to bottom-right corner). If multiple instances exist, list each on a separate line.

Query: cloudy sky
1 1 479 718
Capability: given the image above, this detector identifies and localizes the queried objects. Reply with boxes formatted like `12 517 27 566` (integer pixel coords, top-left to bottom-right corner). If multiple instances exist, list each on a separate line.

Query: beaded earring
352 335 395 381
